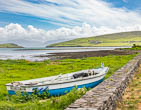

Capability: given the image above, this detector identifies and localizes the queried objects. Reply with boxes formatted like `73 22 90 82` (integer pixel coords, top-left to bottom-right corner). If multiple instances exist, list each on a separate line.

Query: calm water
0 47 130 61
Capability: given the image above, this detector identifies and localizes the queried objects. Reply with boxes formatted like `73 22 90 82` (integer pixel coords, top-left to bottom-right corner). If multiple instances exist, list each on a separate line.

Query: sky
0 0 141 47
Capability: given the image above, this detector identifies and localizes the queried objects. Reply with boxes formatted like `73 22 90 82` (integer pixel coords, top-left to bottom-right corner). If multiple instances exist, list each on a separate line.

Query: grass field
0 54 137 110
47 31 141 47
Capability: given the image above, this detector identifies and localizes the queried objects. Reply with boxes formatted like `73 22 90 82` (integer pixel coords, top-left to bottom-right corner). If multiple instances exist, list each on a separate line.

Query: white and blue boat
6 64 109 96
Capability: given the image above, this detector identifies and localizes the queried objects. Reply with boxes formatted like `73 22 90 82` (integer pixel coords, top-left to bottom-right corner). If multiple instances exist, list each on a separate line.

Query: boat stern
5 84 16 95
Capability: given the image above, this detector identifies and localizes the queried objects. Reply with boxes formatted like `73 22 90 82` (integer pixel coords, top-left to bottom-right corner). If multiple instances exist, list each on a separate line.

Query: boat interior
8 68 104 86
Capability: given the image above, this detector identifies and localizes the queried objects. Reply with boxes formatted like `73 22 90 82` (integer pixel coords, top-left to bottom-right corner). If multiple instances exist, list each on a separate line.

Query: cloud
122 0 128 3
1 23 141 47
0 0 141 28
0 0 141 46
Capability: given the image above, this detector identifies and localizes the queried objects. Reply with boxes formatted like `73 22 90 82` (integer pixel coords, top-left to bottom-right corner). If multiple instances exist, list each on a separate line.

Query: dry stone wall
66 53 141 110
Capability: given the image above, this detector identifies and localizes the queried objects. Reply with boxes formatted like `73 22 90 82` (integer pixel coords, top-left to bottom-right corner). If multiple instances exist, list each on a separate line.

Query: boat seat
73 72 88 79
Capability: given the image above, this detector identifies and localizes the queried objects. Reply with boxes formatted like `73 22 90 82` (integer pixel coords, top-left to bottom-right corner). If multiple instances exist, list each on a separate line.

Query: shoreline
35 50 137 60
14 46 131 51
0 47 137 61
47 45 134 48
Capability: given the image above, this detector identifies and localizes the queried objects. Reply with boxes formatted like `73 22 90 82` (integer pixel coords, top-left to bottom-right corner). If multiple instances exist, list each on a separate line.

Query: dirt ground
116 66 141 110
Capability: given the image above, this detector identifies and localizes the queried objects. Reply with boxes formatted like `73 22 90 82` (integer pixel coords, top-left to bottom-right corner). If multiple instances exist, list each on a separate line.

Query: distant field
47 31 141 47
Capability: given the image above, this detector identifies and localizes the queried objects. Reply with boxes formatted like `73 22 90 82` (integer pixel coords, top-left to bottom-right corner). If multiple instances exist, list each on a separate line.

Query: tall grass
0 54 137 110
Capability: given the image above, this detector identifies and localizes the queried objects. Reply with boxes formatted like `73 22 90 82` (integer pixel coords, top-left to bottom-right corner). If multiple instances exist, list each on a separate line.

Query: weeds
0 87 87 110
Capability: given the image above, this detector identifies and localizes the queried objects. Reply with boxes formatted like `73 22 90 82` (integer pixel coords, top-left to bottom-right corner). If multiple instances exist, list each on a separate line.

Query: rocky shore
35 50 137 60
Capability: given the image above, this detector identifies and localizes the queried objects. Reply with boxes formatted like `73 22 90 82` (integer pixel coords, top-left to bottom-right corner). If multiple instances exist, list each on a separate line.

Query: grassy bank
0 43 23 48
122 44 141 50
116 66 141 110
0 54 137 110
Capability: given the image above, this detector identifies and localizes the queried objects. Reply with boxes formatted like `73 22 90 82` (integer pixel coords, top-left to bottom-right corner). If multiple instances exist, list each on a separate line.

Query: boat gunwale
6 72 107 88
6 67 109 87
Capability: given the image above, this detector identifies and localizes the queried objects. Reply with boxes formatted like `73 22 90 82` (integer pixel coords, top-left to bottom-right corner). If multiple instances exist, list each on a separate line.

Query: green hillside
0 43 23 48
47 31 141 47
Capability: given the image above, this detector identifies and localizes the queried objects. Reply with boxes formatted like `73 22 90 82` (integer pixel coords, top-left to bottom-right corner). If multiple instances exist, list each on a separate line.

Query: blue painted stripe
8 78 104 96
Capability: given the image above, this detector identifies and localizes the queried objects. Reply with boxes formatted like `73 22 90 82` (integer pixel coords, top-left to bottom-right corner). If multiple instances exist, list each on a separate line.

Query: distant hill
47 31 141 47
0 43 23 48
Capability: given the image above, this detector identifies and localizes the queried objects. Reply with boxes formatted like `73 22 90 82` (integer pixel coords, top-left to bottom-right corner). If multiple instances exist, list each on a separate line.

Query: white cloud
0 0 141 28
123 0 128 3
0 0 141 46
1 23 141 47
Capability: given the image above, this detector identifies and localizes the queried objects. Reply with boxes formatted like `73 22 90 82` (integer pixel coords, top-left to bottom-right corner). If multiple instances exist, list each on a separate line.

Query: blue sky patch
0 12 60 30
103 0 141 10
